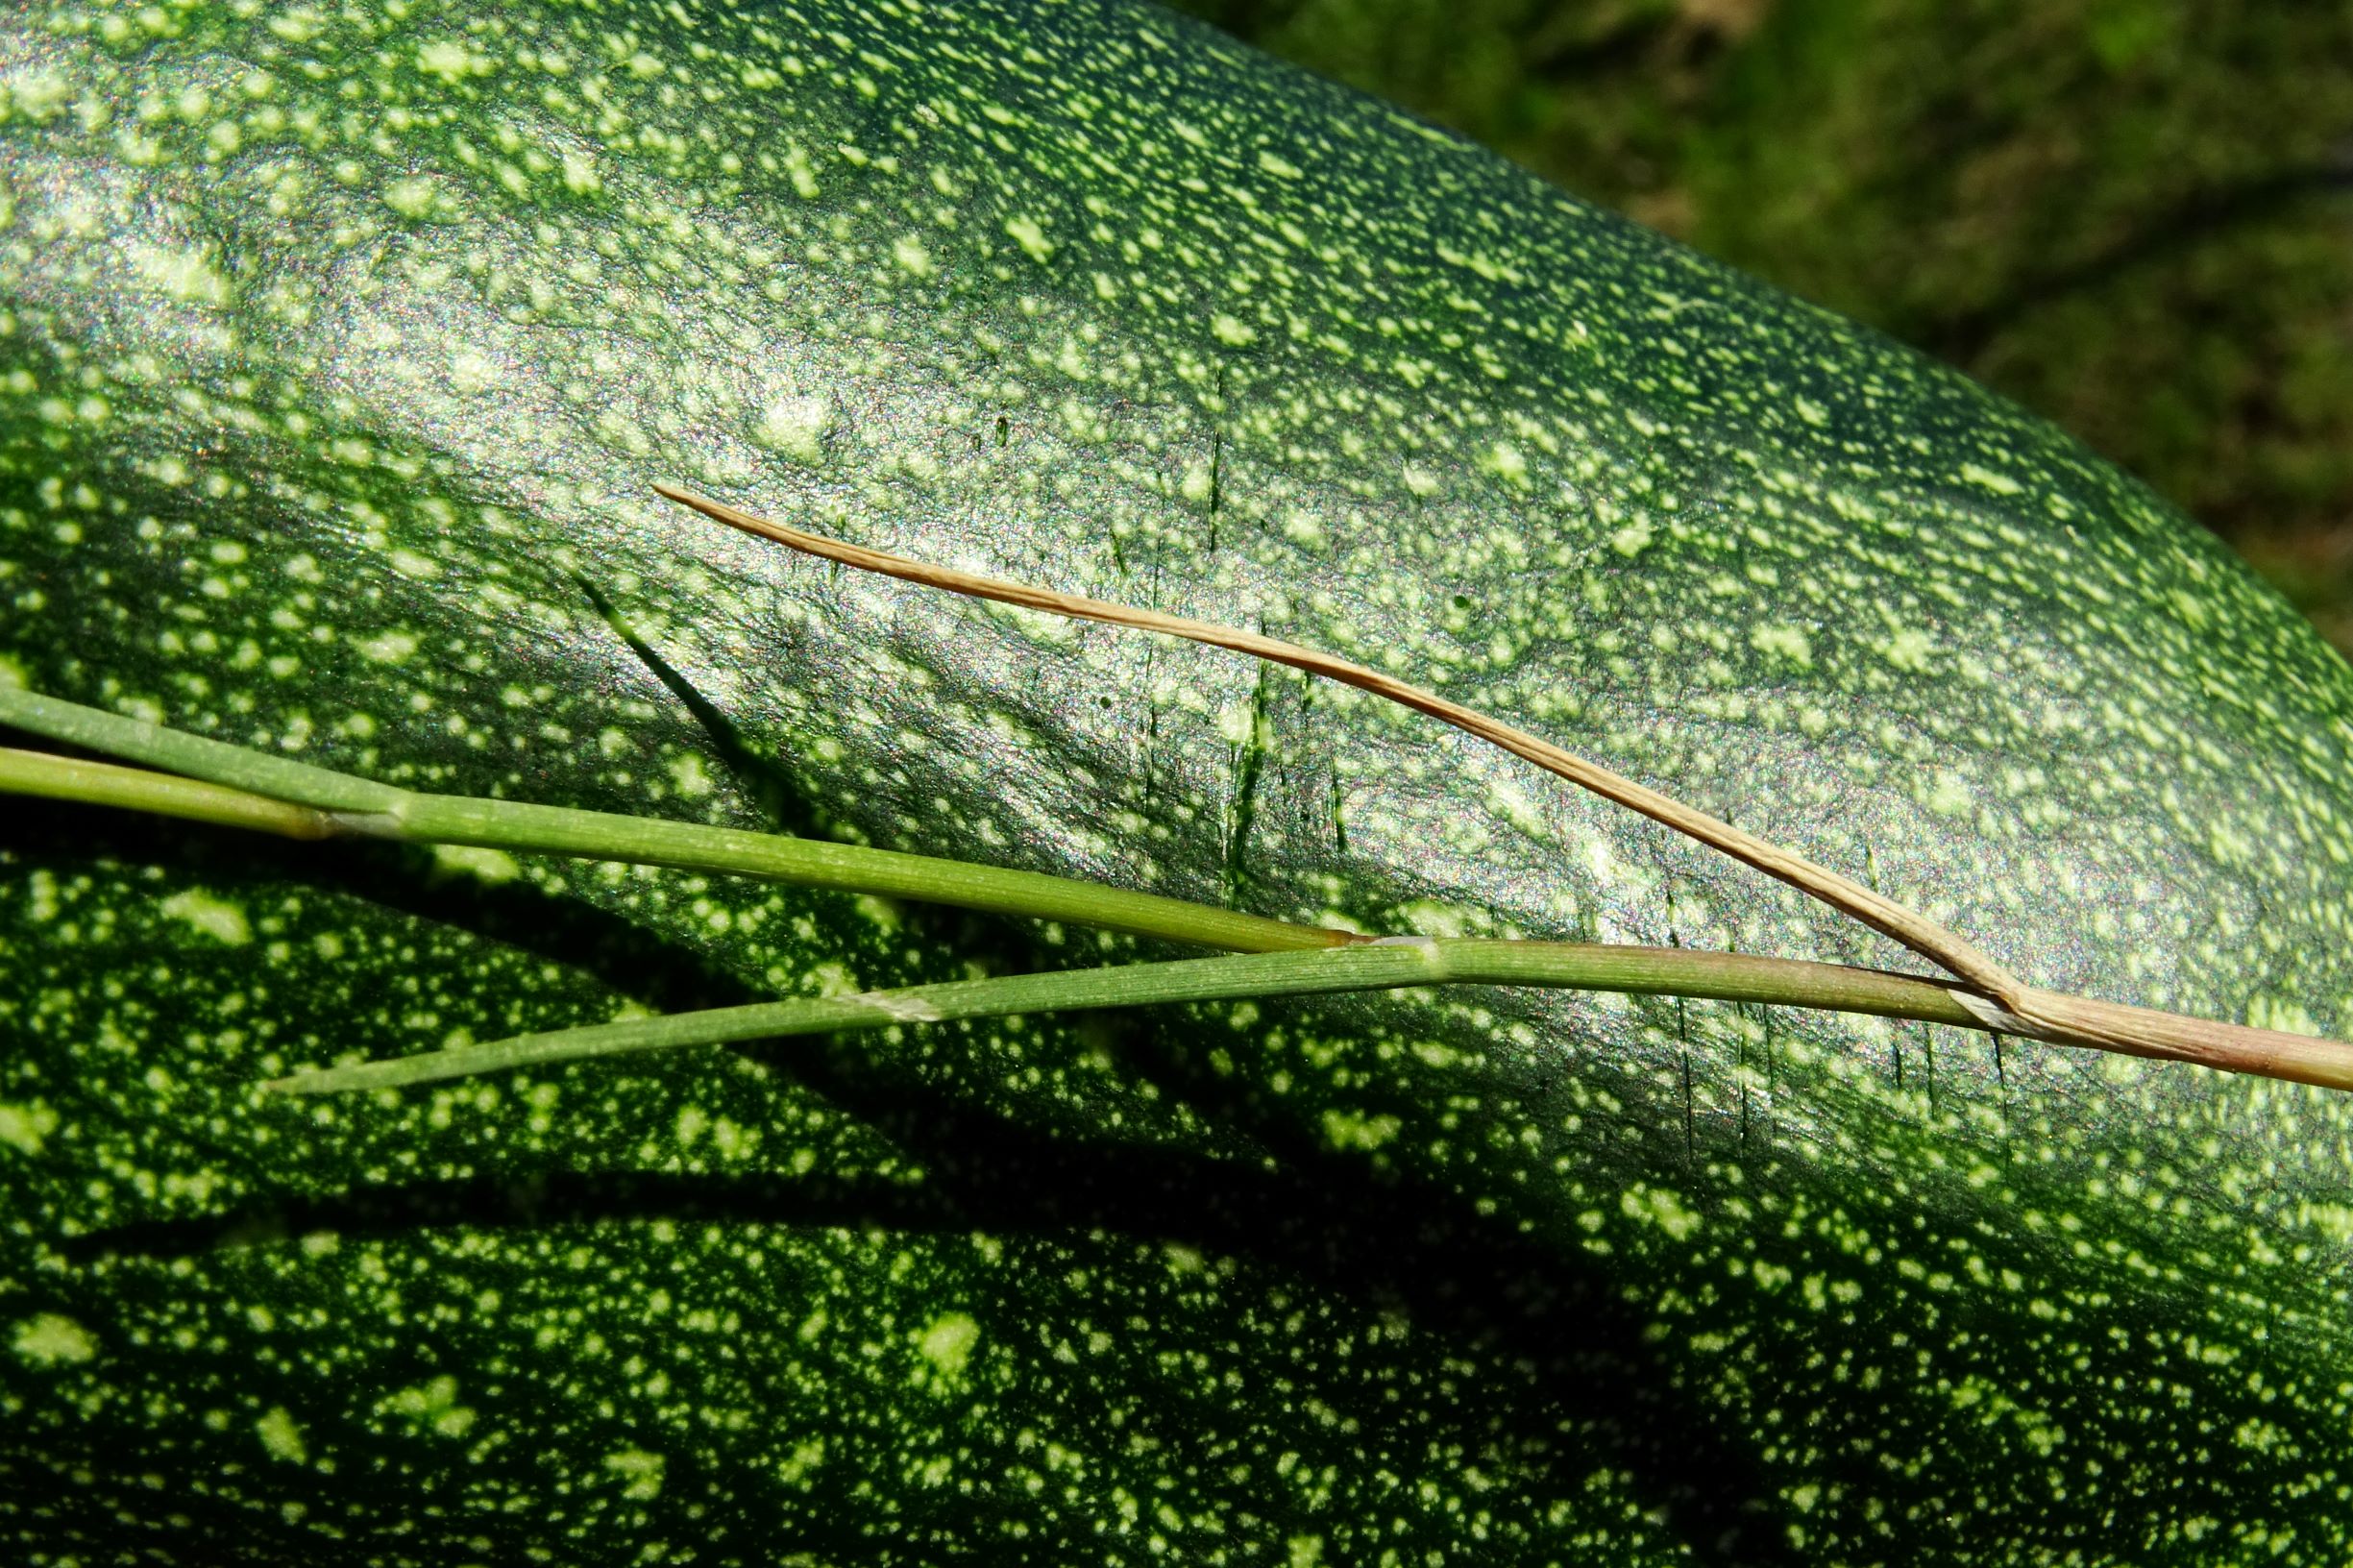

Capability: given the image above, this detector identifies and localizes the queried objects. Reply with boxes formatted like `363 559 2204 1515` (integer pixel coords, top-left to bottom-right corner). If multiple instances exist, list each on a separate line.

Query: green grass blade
265 938 1988 1094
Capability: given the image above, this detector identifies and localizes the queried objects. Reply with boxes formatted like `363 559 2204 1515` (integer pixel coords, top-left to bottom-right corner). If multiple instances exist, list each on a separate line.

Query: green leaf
3 1 2349 1561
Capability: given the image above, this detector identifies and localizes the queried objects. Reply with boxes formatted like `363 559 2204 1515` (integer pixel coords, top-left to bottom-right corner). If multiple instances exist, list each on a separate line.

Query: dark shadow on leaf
63 1063 1801 1565
576 572 833 842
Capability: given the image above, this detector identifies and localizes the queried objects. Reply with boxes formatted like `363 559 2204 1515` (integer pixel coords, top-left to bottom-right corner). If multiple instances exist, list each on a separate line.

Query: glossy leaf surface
2 1 2350 1560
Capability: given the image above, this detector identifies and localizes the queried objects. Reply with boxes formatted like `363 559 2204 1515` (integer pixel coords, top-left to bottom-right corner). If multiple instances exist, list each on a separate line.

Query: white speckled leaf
2 0 2351 1562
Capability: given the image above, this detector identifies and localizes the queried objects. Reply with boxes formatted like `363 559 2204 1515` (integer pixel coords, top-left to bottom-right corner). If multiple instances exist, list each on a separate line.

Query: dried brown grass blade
657 485 2022 992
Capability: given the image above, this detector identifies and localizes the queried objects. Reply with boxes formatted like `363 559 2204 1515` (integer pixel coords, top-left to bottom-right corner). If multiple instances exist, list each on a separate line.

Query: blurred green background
1167 0 2353 652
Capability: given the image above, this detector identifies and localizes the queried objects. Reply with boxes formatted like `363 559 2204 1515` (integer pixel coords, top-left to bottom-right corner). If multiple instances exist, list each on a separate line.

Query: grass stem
266 937 1990 1094
0 685 1350 955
